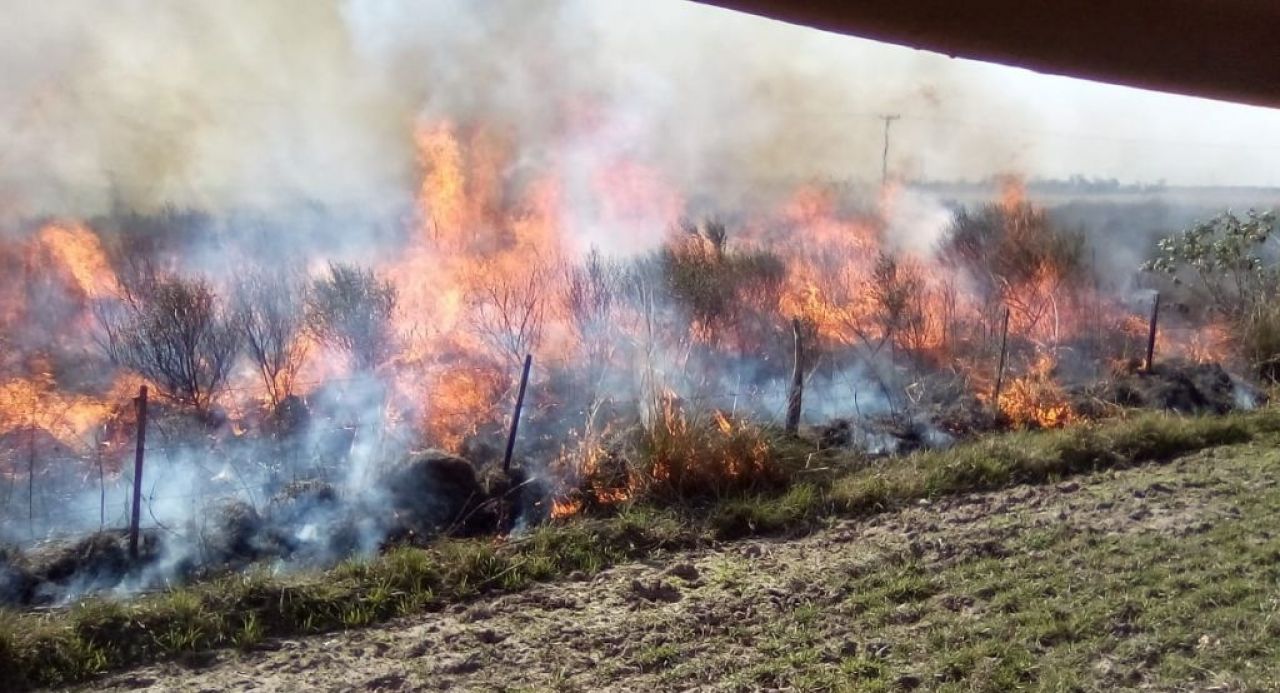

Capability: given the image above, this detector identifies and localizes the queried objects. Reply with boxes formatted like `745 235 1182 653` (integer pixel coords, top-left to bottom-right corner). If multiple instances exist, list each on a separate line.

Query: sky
1 0 1278 220
672 2 1280 187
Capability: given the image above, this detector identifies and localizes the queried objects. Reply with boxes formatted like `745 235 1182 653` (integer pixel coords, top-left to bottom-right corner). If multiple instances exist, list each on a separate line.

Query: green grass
3 409 1279 690
733 444 1280 691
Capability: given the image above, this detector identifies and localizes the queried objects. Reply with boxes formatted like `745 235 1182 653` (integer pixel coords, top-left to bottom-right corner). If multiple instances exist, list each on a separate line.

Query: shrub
658 220 786 342
1143 209 1278 321
96 274 240 413
305 263 398 372
1142 209 1280 378
233 269 309 407
626 399 785 502
1237 302 1280 383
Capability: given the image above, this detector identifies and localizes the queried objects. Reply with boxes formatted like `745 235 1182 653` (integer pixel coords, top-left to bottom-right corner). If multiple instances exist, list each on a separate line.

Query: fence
0 291 1232 547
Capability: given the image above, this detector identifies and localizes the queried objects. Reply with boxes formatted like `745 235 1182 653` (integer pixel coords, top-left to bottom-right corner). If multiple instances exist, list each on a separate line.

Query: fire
550 497 583 519
996 353 1076 428
32 223 118 300
0 109 1262 533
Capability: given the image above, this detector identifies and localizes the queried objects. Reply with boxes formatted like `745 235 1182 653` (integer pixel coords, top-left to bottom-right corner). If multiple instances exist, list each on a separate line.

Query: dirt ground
86 445 1264 692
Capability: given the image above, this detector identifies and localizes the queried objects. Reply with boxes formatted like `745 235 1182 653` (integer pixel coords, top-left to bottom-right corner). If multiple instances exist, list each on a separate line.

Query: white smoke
0 0 1037 227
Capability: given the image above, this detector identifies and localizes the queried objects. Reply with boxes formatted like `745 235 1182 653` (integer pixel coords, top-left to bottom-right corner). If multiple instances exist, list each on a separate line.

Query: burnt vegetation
96 272 241 415
1 187 1279 690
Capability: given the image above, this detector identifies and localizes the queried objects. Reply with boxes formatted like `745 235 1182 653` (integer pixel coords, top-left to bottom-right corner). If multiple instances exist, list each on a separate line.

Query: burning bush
233 269 310 408
658 221 786 348
626 403 783 502
96 274 241 415
305 262 398 373
468 265 549 369
940 197 1090 349
1144 209 1280 381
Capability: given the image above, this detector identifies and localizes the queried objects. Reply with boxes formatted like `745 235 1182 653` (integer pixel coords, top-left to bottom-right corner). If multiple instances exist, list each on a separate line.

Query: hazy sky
676 1 1280 187
2 0 1278 220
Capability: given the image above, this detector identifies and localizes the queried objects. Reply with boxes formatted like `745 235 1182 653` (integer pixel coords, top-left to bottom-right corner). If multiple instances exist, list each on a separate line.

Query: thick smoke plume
0 0 1032 227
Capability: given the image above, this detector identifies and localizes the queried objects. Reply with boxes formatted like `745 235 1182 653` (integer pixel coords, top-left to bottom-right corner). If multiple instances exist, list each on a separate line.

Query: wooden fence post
1144 292 1161 373
503 355 533 474
992 308 1011 417
129 385 148 560
785 319 805 435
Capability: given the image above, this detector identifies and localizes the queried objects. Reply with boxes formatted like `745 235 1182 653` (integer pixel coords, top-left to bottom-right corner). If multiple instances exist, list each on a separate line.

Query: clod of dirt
438 654 483 675
665 563 700 583
938 593 975 612
363 673 407 691
865 641 893 659
897 673 924 690
627 578 682 603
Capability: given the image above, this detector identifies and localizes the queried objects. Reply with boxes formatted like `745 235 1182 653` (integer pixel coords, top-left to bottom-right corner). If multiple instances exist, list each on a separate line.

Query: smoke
3 0 1276 605
0 0 413 219
0 0 1037 229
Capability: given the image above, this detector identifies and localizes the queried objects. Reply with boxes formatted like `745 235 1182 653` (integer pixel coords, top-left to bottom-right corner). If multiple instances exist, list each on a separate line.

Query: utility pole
880 114 901 186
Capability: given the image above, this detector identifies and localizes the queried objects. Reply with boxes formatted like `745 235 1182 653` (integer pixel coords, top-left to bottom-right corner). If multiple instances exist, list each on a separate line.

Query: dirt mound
1086 360 1266 415
201 500 284 566
380 451 490 542
268 479 339 522
480 467 552 532
15 530 163 604
0 546 35 604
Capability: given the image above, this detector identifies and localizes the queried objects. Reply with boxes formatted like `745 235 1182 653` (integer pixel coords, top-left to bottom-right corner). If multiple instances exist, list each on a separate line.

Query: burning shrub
560 252 624 370
625 404 784 502
866 252 932 358
233 269 309 408
96 274 241 414
997 355 1076 429
468 265 548 368
305 262 398 372
942 202 1087 297
940 200 1088 342
657 221 786 346
1144 209 1280 380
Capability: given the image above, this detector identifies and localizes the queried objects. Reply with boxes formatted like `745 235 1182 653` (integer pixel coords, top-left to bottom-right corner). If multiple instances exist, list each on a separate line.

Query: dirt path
88 444 1268 692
